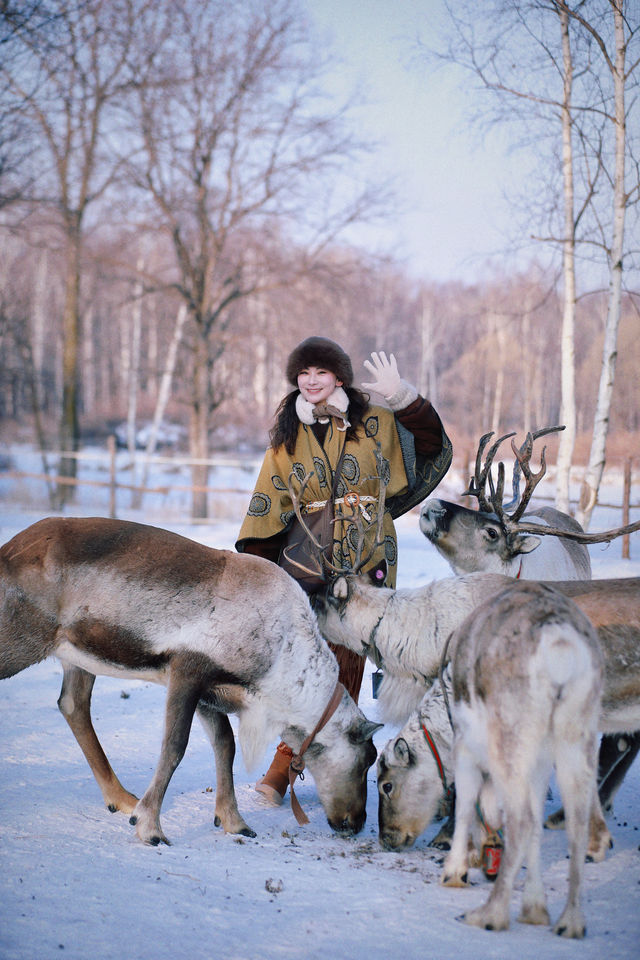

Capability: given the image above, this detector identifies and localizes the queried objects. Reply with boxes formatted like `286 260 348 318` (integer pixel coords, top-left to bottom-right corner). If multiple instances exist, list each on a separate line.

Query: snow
1 458 639 960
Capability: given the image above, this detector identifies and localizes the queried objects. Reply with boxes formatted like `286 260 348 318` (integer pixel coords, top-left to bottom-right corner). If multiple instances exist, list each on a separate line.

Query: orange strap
288 681 345 825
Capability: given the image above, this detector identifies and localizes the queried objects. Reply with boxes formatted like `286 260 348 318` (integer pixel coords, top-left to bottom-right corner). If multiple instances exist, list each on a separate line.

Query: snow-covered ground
0 453 638 960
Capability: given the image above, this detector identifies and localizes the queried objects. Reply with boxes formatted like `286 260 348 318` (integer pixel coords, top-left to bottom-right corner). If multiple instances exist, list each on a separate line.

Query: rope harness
287 681 345 825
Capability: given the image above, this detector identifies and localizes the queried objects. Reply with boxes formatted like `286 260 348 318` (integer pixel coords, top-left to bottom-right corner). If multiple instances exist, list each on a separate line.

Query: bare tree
573 1 639 527
422 0 638 514
0 0 157 502
123 0 387 517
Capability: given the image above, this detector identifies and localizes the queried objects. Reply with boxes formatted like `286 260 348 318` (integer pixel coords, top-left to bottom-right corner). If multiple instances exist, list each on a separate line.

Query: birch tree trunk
133 303 187 508
555 5 577 515
576 3 627 529
126 267 144 462
419 296 438 404
490 314 507 436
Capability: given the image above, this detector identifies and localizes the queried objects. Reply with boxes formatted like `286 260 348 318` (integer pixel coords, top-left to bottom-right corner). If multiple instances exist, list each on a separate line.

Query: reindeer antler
285 469 344 578
513 517 640 544
507 426 565 522
335 444 388 574
464 431 516 513
465 425 565 527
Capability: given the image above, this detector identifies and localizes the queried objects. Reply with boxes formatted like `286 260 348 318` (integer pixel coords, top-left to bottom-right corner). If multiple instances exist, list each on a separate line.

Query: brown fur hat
285 336 353 387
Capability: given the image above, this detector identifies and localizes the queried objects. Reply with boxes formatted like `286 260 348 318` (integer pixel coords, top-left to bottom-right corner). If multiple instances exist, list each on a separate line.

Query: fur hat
285 336 353 387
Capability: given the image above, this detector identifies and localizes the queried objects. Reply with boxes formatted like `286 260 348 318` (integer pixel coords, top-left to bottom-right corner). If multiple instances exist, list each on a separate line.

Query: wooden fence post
622 457 632 560
108 435 117 519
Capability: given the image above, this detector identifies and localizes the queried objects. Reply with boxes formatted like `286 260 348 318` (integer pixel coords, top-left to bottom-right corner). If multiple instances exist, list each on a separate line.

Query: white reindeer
315 568 640 823
442 581 604 938
0 516 382 845
420 427 593 580
377 575 640 868
419 427 640 814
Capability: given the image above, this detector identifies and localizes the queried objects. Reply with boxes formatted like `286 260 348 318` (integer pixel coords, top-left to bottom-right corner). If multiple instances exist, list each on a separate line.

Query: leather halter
421 723 453 800
288 681 345 825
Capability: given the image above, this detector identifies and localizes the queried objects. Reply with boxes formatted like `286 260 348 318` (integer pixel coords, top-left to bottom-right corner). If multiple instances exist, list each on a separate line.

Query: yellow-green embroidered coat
237 401 452 588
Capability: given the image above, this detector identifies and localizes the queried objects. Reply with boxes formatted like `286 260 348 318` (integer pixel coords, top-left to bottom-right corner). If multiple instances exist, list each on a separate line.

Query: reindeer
419 425 640 817
293 436 640 825
442 581 604 938
0 516 382 846
420 427 593 580
377 576 640 869
315 568 640 827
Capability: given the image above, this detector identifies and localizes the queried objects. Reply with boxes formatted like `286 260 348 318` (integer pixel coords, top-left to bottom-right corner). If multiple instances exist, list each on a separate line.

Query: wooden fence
0 437 262 523
1 439 637 555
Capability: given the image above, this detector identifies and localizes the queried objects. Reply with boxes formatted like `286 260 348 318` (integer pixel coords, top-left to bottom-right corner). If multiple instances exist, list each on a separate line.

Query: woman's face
297 366 342 405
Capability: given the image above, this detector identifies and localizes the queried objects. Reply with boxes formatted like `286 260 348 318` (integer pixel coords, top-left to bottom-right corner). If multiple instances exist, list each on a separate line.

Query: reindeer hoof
544 808 565 830
147 834 171 847
214 815 221 827
441 872 468 888
429 837 452 851
240 827 257 838
129 815 137 825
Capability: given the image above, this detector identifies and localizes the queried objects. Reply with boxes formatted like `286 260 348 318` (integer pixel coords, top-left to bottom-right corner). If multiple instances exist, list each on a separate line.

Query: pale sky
304 0 531 284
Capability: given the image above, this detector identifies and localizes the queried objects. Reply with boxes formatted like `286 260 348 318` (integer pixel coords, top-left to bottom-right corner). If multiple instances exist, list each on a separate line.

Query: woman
236 336 452 803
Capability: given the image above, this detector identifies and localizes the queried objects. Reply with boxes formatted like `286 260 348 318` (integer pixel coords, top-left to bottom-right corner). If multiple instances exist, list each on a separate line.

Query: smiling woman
235 334 452 804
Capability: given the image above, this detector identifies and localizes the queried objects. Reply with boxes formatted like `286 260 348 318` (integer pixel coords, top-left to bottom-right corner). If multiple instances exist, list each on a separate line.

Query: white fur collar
295 386 350 426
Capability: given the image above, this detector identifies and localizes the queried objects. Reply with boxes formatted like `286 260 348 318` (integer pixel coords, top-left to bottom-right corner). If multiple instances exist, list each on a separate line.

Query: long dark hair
270 387 370 454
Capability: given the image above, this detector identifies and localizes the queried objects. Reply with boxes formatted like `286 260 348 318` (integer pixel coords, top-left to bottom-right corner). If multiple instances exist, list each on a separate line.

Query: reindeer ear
513 534 541 556
393 738 412 766
367 559 387 587
351 719 384 743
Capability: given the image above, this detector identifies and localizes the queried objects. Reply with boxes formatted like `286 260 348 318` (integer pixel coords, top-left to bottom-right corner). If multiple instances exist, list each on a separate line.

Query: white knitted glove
362 351 418 411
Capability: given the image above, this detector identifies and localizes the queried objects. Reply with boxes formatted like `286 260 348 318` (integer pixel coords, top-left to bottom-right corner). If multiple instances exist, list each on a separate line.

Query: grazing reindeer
316 569 640 824
0 517 382 845
420 427 593 580
377 576 640 869
440 581 605 938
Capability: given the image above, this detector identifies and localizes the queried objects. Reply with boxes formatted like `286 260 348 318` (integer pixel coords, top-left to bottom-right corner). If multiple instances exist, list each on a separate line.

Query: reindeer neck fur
348 572 511 682
318 571 512 725
236 611 343 771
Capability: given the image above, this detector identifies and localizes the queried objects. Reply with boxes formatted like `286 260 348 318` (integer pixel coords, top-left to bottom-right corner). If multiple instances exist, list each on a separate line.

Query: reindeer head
311 560 389 655
377 678 454 851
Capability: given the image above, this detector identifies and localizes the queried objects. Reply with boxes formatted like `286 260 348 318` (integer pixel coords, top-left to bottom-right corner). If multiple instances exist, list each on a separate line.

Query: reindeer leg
129 661 200 845
518 763 551 926
597 732 640 812
545 731 638 831
430 791 455 850
57 662 138 814
442 747 480 887
196 703 256 838
465 795 530 932
551 739 594 938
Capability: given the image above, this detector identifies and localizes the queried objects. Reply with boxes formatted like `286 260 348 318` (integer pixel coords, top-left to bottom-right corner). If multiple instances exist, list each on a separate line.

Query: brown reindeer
0 516 382 845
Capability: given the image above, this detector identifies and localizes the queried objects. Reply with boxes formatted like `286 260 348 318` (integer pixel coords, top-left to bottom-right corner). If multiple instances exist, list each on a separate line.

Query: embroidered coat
237 399 452 589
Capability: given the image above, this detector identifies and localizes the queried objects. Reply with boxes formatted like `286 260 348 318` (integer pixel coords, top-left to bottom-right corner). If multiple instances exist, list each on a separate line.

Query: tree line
0 0 638 520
